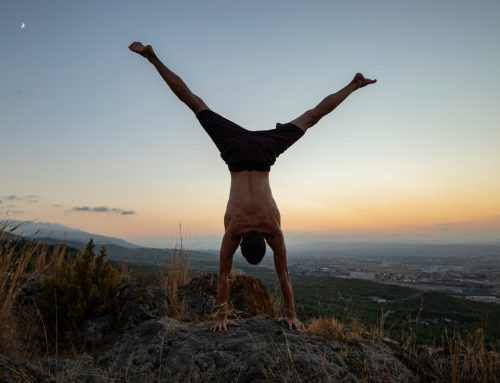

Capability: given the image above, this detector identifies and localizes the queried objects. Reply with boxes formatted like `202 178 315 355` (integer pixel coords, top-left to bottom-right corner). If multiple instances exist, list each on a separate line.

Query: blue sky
1 1 500 247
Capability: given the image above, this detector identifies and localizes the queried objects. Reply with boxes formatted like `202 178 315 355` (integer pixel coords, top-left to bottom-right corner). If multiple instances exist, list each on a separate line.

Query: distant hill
3 220 139 249
2 220 217 268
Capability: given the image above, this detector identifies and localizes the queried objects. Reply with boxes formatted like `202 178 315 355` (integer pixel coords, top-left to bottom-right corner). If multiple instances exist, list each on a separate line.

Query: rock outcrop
93 317 415 383
1 318 415 383
180 274 275 319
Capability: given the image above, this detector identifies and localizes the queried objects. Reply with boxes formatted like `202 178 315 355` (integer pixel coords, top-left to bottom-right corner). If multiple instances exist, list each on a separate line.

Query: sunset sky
2 1 500 248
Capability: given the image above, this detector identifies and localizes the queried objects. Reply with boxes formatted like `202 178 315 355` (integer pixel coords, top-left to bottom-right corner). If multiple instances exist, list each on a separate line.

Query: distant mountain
2 220 218 268
3 220 139 249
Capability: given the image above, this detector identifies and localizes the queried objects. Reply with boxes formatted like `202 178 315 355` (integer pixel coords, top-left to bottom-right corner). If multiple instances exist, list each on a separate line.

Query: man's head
240 231 266 265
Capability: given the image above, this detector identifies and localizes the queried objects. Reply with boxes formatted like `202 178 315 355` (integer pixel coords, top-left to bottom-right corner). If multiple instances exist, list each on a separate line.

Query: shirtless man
129 42 376 331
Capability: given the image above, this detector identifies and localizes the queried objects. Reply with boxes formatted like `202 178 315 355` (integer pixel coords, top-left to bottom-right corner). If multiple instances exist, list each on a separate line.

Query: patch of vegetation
36 239 122 345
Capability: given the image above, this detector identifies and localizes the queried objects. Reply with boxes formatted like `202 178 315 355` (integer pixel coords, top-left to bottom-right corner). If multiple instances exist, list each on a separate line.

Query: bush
36 239 121 344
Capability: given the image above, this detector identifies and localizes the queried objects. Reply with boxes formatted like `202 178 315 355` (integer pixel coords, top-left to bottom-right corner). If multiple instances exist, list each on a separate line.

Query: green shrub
36 239 121 344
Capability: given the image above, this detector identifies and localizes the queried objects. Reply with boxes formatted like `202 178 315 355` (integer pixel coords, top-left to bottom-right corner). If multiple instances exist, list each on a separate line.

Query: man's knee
189 94 209 114
290 109 321 131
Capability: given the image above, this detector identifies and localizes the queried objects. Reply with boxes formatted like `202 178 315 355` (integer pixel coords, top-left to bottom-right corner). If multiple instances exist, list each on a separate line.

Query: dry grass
0 224 68 356
158 236 190 316
119 258 132 283
270 287 284 318
0 228 38 356
420 328 500 383
306 317 344 340
372 308 394 338
305 316 366 345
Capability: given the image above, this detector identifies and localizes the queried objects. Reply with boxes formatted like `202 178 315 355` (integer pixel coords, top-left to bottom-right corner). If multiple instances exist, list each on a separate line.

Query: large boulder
93 317 416 383
179 273 275 319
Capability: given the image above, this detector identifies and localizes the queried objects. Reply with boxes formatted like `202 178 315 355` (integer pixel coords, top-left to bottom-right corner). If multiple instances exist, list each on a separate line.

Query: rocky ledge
1 317 415 383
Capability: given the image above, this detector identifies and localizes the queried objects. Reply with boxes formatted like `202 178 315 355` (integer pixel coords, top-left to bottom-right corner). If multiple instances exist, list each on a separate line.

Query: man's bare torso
224 171 281 238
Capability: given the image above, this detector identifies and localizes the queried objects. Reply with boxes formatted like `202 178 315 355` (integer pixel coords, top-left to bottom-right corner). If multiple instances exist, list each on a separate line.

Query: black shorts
196 109 305 172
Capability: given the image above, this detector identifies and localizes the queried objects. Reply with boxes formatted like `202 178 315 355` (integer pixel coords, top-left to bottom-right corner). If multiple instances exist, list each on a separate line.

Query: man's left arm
211 231 239 331
268 231 304 331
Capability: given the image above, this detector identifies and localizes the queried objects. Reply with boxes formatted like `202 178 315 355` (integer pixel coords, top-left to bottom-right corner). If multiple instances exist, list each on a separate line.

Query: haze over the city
2 1 500 248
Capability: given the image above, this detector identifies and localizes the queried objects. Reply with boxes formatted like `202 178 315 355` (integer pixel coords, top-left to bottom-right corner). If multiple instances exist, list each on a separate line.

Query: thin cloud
72 206 137 215
120 210 136 215
92 206 109 213
2 195 39 203
73 206 89 212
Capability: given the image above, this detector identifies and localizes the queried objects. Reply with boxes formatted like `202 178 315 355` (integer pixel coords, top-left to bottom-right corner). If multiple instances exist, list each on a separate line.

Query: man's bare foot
128 41 155 59
351 73 377 89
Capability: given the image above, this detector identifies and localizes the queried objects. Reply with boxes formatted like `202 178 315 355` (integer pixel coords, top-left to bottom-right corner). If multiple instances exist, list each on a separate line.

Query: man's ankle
147 53 158 64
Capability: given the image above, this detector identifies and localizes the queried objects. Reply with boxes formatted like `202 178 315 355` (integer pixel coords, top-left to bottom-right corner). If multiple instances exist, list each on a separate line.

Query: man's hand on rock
277 316 305 331
211 317 229 331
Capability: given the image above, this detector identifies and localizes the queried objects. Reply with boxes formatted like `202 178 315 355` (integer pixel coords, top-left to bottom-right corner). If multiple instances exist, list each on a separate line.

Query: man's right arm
212 231 240 331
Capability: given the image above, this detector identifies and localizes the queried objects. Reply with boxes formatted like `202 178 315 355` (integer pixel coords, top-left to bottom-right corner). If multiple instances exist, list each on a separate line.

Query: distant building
349 271 375 281
463 296 500 304
369 296 389 303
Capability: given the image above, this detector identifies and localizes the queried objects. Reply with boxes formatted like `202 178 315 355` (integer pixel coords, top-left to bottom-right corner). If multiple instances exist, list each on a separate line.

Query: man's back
224 171 281 237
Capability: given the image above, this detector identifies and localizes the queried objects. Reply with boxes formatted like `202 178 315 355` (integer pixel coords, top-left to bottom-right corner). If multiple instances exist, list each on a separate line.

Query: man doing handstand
129 42 376 331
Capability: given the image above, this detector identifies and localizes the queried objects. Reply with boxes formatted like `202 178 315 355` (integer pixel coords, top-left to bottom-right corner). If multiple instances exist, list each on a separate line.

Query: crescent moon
21 23 25 29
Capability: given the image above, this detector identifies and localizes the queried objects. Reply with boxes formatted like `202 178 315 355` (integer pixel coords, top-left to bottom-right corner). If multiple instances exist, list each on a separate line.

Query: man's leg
289 73 376 131
129 42 208 114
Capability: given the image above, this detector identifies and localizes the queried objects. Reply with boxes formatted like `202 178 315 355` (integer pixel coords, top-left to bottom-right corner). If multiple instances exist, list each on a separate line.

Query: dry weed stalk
159 231 190 315
119 258 132 282
372 308 394 338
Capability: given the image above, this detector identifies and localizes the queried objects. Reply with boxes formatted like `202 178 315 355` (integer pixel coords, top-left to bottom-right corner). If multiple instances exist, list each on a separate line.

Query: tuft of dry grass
306 316 344 340
424 328 500 383
119 258 132 283
0 221 75 359
305 316 367 346
158 236 190 316
0 228 37 356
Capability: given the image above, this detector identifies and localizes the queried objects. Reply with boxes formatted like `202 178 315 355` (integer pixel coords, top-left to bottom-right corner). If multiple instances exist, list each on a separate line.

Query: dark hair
240 231 266 265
